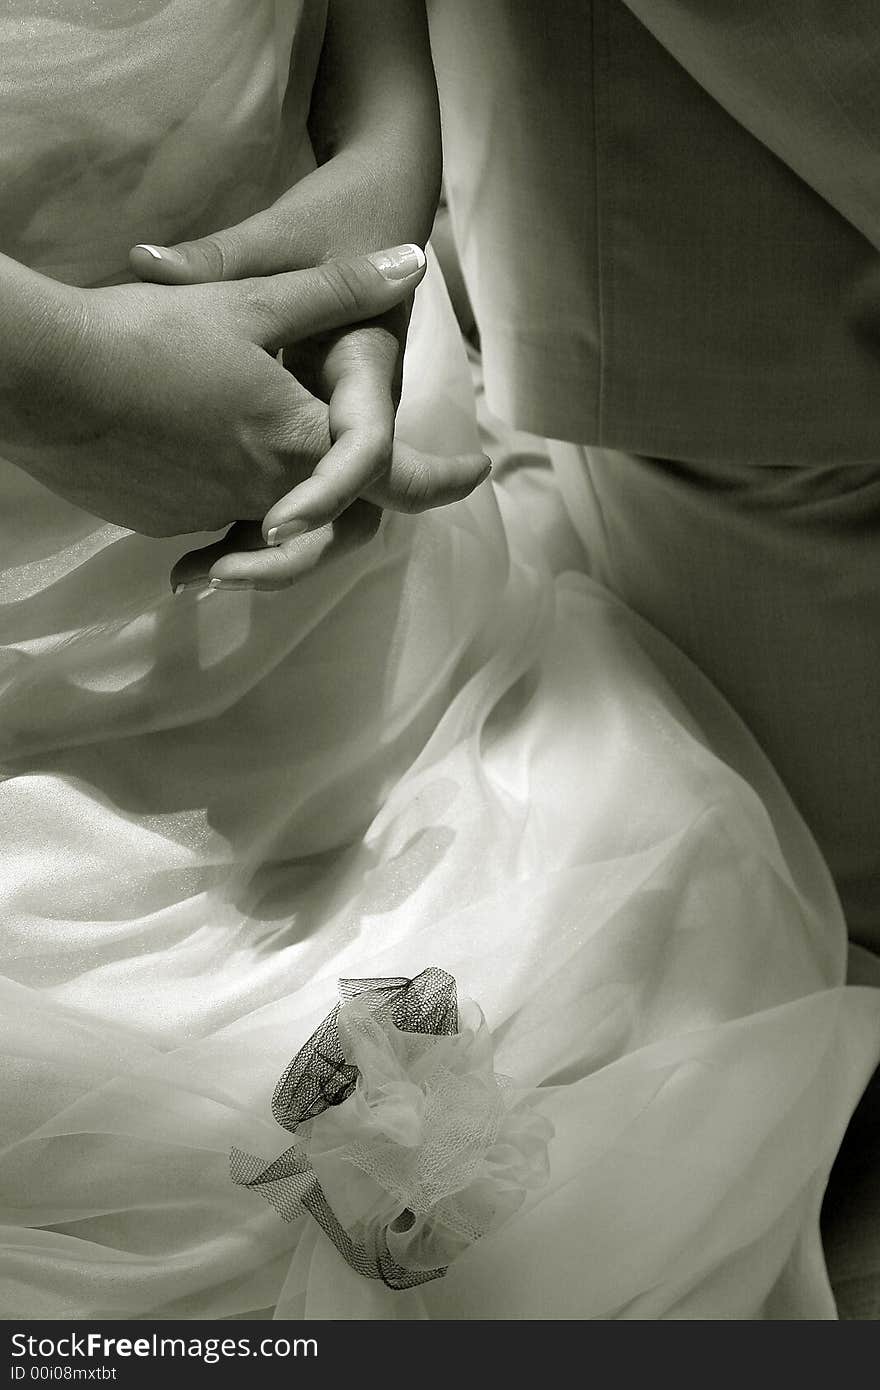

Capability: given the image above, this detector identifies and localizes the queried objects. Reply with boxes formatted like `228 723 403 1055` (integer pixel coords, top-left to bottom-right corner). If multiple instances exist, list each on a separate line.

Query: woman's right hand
0 245 431 537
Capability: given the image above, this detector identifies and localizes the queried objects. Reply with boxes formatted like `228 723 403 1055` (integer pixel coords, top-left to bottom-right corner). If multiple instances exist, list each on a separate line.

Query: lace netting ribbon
230 969 461 1289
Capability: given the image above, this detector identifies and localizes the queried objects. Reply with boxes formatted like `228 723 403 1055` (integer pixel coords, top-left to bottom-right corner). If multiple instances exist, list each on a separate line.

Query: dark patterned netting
230 968 460 1289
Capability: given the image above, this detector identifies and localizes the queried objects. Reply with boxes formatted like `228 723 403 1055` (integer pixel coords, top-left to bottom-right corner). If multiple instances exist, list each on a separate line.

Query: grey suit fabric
432 0 880 940
551 440 880 951
432 0 880 465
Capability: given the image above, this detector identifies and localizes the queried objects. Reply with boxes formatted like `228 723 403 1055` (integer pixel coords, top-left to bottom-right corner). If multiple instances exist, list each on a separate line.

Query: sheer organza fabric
1 0 879 1320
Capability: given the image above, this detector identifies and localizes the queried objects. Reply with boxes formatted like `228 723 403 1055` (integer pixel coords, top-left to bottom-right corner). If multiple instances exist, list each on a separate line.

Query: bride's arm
129 1 491 590
256 0 446 539
134 0 441 278
0 253 84 413
0 244 440 538
302 0 443 258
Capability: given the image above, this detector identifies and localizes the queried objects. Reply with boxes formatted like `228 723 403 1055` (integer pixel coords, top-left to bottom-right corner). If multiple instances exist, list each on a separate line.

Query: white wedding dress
2 0 879 1321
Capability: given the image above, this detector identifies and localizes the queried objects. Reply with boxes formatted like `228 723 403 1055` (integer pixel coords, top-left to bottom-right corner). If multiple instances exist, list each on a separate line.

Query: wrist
0 256 97 458
267 138 438 274
0 254 88 390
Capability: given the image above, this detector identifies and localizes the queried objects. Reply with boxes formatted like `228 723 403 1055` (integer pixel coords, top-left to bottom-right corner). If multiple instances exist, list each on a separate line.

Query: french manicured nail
266 520 309 546
209 577 253 591
133 244 184 265
368 243 426 281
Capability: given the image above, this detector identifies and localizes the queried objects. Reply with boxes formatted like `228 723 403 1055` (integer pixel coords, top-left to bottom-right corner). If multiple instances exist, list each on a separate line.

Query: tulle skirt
3 269 879 1317
2 0 880 1321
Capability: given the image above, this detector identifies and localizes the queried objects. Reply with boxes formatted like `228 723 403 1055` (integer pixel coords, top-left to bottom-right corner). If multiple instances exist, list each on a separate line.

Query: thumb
228 245 428 351
129 210 282 285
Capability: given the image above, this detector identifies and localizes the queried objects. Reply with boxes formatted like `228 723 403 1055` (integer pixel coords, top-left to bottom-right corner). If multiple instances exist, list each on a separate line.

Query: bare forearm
125 2 444 494
0 252 85 451
135 3 442 280
296 0 442 259
276 2 441 399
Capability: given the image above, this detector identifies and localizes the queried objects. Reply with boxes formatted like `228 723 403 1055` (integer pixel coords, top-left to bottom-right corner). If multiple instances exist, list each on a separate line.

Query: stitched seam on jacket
591 0 607 443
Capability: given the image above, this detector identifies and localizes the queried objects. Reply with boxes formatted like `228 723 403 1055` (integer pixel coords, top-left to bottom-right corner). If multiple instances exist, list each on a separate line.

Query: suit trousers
549 444 880 954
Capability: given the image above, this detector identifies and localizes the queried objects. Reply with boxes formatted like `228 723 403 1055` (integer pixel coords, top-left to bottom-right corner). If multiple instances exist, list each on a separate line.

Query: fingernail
369 244 426 281
209 577 253 591
133 243 184 264
173 579 205 594
266 520 309 546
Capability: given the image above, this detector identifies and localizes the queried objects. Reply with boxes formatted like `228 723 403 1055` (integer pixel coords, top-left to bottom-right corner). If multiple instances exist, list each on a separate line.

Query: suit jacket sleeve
622 0 880 250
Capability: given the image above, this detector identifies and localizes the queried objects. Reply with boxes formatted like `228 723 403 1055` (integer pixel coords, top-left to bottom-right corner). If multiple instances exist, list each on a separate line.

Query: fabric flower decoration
231 968 553 1289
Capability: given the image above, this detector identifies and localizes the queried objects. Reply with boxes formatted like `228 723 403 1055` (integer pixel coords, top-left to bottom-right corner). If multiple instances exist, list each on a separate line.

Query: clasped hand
2 243 488 592
125 235 488 593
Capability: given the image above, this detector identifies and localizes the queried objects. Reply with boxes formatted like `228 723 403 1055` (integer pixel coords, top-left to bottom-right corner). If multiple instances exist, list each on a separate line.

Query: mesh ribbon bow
230 967 552 1290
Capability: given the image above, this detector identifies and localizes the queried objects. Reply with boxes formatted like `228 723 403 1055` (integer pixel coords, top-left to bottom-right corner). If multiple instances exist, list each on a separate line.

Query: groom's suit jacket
431 0 880 464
